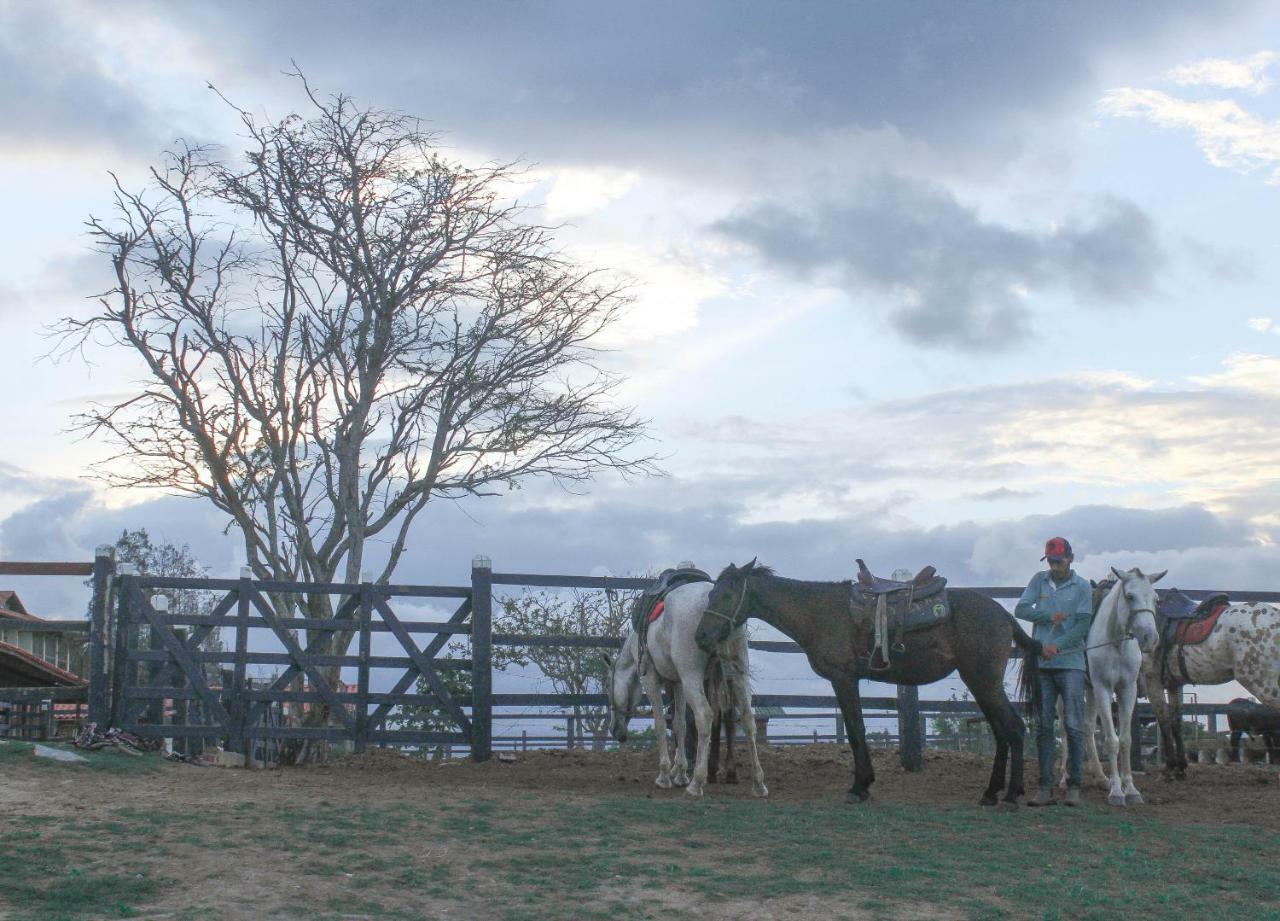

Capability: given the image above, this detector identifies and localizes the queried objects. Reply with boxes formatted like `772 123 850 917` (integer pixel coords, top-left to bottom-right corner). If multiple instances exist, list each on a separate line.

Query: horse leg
1093 677 1124 806
1117 680 1143 805
1082 683 1109 790
722 704 739 784
832 676 874 803
682 679 715 798
671 683 691 787
708 708 722 783
1169 686 1189 776
644 671 674 788
959 658 1022 806
731 670 768 798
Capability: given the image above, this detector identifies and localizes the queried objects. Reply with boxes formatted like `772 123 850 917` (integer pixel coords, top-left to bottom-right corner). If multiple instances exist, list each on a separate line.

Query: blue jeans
1038 669 1085 788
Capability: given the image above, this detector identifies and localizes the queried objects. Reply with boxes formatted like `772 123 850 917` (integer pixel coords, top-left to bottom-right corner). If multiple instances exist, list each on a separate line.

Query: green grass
3 770 1279 920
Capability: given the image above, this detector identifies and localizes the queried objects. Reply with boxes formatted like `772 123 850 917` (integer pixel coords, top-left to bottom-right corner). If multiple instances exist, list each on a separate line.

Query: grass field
2 742 1278 920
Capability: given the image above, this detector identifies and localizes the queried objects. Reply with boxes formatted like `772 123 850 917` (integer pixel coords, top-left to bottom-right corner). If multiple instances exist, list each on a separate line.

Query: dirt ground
9 742 1276 827
3 743 1278 920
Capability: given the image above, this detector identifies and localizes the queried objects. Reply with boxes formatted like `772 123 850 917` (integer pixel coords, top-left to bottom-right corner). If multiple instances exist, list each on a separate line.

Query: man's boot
1064 786 1082 807
1027 787 1056 806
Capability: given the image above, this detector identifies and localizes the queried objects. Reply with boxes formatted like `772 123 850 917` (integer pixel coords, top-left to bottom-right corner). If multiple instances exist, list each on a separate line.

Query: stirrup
868 652 892 672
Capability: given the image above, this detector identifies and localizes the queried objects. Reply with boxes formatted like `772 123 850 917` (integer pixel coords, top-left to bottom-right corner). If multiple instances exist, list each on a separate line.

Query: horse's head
603 633 642 742
1109 565 1167 653
695 558 760 652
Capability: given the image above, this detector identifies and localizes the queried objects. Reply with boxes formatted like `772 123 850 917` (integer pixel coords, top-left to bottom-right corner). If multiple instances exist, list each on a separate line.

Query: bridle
702 576 750 635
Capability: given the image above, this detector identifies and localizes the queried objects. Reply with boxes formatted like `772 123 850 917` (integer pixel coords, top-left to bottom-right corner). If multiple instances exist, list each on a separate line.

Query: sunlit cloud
1098 86 1280 184
1166 51 1278 94
540 167 641 221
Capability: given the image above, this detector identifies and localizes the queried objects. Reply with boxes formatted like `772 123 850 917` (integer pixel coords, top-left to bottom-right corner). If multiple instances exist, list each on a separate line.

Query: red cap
1041 537 1072 562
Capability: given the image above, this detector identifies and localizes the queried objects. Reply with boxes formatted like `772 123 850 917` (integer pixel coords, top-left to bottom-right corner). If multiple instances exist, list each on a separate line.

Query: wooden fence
4 556 1280 767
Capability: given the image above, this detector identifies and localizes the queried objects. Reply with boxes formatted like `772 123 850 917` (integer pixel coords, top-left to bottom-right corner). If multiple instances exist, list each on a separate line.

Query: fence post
897 684 924 771
109 566 137 728
87 545 115 727
355 579 372 754
231 567 252 757
470 556 493 762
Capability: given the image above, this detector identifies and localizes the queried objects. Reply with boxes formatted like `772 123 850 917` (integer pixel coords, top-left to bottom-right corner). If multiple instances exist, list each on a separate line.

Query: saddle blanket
648 601 665 624
1172 601 1229 646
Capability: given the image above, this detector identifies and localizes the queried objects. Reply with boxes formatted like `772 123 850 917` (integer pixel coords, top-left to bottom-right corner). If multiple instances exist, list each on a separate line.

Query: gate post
354 579 372 754
88 545 115 726
230 566 252 756
470 556 493 762
109 564 137 728
897 684 924 771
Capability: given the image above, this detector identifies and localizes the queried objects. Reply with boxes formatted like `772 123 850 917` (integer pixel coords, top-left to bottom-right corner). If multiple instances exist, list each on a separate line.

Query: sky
3 1 1279 718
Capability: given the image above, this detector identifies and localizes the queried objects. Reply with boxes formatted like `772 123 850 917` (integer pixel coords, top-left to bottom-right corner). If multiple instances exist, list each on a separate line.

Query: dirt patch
304 742 1280 828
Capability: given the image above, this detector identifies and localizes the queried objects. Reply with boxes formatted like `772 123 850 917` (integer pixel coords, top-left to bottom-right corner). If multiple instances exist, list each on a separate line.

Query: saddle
1157 589 1230 645
1154 588 1231 685
630 567 713 638
849 560 950 671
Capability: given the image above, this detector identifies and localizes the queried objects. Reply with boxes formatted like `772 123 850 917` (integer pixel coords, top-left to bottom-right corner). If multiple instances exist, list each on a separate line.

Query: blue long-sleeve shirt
1014 570 1094 671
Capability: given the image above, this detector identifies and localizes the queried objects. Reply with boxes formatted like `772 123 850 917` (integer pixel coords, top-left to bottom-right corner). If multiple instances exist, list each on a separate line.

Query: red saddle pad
648 601 665 624
1174 602 1229 646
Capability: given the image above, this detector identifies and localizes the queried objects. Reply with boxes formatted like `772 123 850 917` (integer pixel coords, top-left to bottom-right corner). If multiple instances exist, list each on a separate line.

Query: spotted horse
1141 589 1280 777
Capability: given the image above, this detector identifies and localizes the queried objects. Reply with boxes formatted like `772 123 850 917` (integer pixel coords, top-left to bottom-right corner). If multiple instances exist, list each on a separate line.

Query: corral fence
3 555 1278 770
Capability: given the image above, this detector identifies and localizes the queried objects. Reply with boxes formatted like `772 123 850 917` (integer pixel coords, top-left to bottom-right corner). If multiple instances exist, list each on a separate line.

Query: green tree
102 528 226 687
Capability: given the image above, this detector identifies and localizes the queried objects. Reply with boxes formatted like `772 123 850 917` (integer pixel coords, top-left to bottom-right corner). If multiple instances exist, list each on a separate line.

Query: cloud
711 176 1164 350
1098 86 1280 184
1166 50 1278 93
970 488 1041 502
0 3 167 156
105 1 1240 183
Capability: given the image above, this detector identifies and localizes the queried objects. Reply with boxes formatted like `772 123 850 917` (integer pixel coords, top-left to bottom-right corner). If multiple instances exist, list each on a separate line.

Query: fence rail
4 556 1278 768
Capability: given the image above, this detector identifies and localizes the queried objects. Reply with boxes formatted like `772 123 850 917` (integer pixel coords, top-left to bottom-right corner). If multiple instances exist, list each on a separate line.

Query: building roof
0 590 38 621
0 640 87 687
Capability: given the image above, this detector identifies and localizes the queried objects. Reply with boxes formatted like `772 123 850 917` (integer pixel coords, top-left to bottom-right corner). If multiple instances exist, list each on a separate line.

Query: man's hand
1051 611 1067 625
1042 643 1058 660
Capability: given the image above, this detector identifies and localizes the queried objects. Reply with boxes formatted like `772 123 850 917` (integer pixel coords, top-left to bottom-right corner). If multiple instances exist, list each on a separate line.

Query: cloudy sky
3 1 1279 713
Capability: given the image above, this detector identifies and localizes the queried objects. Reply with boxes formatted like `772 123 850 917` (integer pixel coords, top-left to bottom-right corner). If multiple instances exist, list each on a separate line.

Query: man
1015 536 1094 806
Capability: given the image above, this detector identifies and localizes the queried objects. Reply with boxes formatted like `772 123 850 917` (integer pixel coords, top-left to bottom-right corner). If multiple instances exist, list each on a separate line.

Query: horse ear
1110 566 1124 581
744 556 758 572
1149 569 1168 584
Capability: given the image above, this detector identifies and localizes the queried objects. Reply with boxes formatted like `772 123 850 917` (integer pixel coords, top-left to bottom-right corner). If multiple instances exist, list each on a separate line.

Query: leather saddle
630 567 712 636
1158 588 1228 621
852 560 947 601
849 560 950 671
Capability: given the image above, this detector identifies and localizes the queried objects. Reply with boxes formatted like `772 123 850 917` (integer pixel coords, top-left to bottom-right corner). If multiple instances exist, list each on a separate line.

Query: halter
703 578 750 634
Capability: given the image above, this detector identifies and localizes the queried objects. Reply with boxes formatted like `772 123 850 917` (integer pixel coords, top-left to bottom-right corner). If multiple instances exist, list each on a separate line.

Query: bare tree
54 74 655 754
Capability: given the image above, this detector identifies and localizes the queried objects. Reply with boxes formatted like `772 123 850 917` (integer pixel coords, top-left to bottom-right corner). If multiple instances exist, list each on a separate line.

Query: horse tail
1010 615 1043 719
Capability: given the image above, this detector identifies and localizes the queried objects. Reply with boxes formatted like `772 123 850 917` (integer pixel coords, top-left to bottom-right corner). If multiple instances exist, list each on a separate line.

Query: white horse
605 581 767 798
1065 567 1164 806
1140 594 1280 776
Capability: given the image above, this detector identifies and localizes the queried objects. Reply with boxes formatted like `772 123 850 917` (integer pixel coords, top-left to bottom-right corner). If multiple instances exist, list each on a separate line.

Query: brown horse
695 560 1042 806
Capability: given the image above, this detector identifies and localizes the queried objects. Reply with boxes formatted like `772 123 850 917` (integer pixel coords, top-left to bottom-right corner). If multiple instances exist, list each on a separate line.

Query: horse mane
714 562 777 581
1098 575 1130 645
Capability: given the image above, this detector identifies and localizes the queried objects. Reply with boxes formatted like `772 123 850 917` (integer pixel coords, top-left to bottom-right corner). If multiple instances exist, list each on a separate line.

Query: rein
1079 603 1155 653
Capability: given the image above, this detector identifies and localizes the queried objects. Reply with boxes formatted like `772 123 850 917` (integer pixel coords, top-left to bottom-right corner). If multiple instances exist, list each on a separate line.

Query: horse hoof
685 782 705 798
845 790 871 805
979 794 998 807
753 784 769 798
1125 793 1144 806
656 776 673 789
1108 793 1126 807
